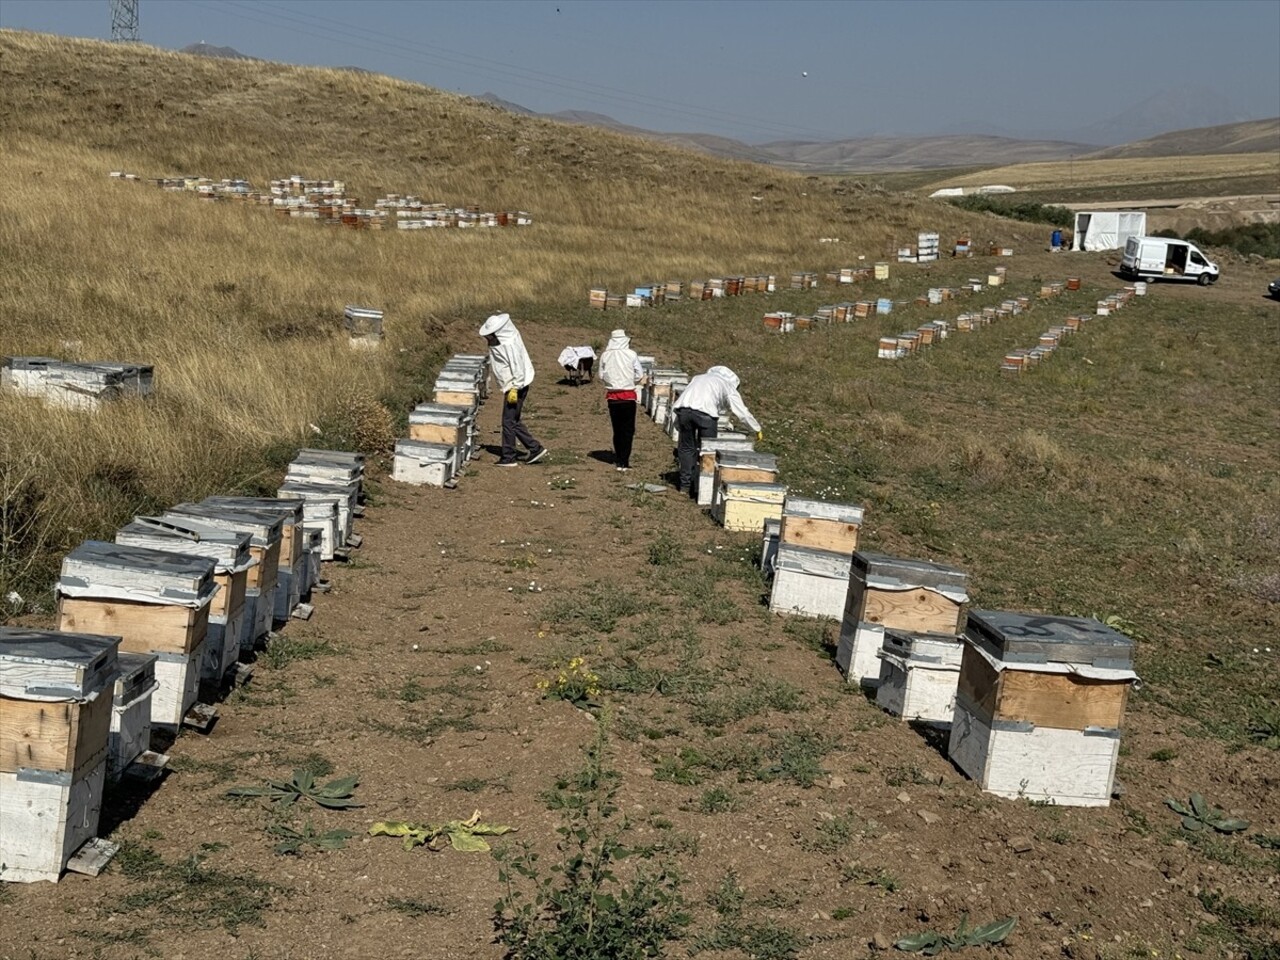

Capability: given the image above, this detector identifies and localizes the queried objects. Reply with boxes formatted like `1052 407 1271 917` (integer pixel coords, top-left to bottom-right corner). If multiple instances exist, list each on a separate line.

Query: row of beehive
765 272 1007 334
1 357 154 411
393 354 491 487
1000 285 1144 376
586 260 919 311
0 450 365 883
632 363 1138 808
760 501 1137 807
109 171 531 230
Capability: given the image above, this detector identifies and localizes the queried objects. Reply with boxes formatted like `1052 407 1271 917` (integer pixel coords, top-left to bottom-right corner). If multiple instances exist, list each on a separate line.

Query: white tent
1072 211 1147 252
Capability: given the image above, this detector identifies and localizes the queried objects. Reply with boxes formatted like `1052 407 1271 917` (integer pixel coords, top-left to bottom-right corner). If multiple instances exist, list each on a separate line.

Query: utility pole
110 0 139 42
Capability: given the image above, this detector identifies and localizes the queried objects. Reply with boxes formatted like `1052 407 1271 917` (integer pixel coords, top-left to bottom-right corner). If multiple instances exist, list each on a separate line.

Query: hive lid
716 451 778 471
165 504 282 546
964 610 1135 668
413 402 474 419
394 439 455 462
60 540 217 606
3 356 61 370
720 481 787 500
276 482 348 506
116 517 253 573
279 472 360 497
0 627 120 699
852 552 969 601
774 542 853 579
297 448 365 469
409 408 467 426
202 496 304 525
882 628 964 667
783 497 865 524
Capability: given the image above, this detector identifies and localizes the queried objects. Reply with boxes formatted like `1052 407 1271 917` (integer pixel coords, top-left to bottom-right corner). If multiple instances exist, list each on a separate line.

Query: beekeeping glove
505 388 519 405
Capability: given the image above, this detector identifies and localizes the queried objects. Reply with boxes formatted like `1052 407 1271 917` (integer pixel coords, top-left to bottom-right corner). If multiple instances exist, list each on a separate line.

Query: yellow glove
505 388 519 405
756 431 764 442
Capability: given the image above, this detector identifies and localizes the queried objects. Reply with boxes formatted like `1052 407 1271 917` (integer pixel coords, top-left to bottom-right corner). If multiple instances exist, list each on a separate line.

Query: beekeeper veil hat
708 365 739 389
479 313 511 337
607 328 630 349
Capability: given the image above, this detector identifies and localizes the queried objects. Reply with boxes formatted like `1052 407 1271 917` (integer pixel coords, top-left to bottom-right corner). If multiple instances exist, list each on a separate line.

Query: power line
110 0 139 42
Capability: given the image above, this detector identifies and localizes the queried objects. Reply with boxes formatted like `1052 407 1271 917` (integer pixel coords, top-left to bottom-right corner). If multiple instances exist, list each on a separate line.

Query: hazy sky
3 0 1279 143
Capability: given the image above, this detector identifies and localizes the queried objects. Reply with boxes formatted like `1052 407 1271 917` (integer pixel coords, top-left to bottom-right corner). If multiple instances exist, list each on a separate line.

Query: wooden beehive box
714 481 786 533
948 610 1138 806
409 407 467 448
162 504 282 650
114 517 252 683
1 628 119 883
392 439 456 487
107 651 157 781
836 552 969 687
713 450 779 495
875 628 964 725
201 497 306 622
779 497 863 555
768 543 854 620
697 438 756 506
277 485 342 561
57 542 216 658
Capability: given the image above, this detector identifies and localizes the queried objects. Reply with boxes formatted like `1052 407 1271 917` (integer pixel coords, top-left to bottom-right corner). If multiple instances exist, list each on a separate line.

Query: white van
1120 236 1219 286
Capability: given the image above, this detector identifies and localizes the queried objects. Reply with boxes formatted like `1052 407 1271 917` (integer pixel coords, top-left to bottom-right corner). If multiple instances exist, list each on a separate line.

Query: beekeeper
479 313 549 467
598 328 645 472
671 365 762 496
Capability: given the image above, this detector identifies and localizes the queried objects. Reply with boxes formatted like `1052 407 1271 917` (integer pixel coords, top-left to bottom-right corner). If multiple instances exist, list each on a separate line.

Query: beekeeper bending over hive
479 313 549 467
671 365 761 497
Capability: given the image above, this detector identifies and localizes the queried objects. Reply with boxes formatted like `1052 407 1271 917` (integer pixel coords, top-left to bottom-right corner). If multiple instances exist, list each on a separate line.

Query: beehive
696 437 756 506
874 629 964 725
714 481 786 533
948 610 1138 806
392 439 457 487
1 628 119 883
114 517 253 684
835 552 969 687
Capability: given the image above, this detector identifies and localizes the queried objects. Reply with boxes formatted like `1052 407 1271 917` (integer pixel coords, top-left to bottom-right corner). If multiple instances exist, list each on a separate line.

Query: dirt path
2 312 1277 960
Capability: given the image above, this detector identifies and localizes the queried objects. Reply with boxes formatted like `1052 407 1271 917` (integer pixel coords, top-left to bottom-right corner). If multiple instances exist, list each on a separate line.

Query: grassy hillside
1087 117 1280 160
0 29 987 597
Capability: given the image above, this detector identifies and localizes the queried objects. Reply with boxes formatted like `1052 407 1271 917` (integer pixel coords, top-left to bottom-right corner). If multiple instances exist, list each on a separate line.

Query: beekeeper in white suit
479 313 549 467
671 365 762 496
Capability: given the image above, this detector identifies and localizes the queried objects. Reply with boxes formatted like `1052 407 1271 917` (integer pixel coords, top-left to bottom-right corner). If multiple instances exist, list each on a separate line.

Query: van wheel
1197 273 1212 286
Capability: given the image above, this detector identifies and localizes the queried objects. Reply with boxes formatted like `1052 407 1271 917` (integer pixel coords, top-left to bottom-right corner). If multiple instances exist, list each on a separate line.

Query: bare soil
2 256 1277 960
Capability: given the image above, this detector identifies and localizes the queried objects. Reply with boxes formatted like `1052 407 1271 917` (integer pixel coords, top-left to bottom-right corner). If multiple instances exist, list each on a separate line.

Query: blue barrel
1051 229 1063 248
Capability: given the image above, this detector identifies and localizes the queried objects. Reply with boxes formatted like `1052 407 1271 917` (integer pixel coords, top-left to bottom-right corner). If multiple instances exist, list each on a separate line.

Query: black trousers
675 408 717 495
607 399 636 468
501 385 542 462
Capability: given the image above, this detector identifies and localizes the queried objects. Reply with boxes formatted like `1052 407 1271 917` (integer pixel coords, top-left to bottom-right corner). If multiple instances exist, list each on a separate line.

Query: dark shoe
496 460 520 468
526 448 549 465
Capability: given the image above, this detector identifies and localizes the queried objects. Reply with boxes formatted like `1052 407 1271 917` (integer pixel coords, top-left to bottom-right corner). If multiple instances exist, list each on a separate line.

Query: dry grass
928 153 1279 193
0 29 1003 596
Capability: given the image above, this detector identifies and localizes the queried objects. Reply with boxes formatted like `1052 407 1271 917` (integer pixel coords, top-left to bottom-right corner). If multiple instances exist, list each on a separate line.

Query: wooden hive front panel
210 569 248 621
844 581 962 635
958 657 1130 732
248 541 281 594
780 516 859 554
715 465 777 486
434 389 476 407
408 422 462 446
58 597 208 656
0 692 112 777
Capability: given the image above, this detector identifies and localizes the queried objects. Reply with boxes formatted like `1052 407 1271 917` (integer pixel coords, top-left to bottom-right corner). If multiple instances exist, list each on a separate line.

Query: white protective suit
671 365 761 433
479 313 535 392
598 330 643 390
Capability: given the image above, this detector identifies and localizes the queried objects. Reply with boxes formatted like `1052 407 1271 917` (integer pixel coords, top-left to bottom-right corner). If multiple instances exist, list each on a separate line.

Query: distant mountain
477 91 1280 170
1086 117 1280 159
754 135 1095 171
180 42 253 60
1063 89 1252 146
